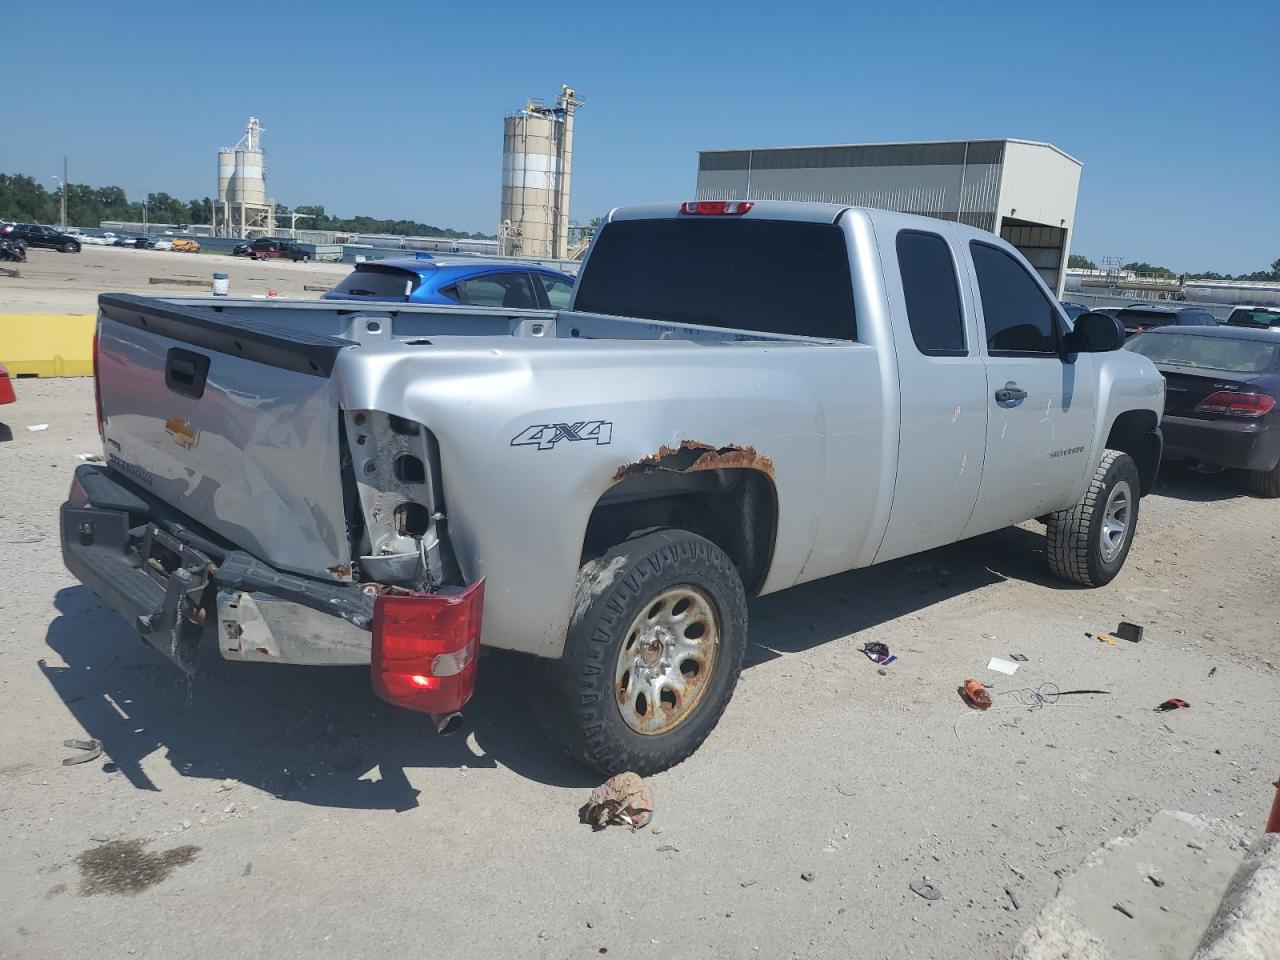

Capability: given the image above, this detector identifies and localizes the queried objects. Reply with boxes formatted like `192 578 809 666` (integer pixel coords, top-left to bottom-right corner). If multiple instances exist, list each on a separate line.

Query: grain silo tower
499 85 582 258
213 117 276 238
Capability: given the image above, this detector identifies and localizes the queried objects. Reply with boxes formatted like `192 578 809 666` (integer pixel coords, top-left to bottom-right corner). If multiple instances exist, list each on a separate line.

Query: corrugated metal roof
698 138 1080 168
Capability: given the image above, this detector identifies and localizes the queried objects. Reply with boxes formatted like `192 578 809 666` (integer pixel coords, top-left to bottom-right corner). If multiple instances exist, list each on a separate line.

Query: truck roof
606 200 1005 243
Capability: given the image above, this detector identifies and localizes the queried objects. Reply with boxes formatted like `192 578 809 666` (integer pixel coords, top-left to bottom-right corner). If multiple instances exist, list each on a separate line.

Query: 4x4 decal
511 421 613 451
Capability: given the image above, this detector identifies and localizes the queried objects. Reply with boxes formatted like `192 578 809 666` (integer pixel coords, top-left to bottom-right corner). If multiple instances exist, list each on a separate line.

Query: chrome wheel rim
1099 481 1132 563
614 585 720 736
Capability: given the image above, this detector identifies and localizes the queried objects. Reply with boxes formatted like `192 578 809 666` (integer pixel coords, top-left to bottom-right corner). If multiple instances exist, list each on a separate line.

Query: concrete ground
0 244 349 314
1 378 1278 960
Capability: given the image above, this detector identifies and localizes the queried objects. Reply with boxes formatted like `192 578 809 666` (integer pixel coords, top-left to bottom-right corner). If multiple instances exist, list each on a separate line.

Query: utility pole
61 156 68 230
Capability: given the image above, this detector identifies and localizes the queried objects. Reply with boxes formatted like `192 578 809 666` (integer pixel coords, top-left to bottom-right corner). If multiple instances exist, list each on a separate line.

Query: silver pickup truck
61 201 1165 774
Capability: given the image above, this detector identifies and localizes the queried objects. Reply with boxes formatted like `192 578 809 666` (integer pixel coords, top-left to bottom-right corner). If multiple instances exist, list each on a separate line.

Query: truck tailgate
96 294 353 578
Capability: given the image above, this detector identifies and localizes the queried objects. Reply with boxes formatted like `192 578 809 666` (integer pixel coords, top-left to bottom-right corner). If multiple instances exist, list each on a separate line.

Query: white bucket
212 273 230 296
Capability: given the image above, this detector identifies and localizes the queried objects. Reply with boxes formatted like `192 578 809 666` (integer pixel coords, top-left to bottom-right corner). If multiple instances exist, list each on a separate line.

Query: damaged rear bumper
60 465 374 671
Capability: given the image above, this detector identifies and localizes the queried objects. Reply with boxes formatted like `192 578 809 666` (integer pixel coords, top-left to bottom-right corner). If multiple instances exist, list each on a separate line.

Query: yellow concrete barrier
0 314 96 377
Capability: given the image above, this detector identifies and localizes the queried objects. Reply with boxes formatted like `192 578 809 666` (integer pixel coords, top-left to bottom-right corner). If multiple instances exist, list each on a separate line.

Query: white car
78 233 114 246
152 239 174 251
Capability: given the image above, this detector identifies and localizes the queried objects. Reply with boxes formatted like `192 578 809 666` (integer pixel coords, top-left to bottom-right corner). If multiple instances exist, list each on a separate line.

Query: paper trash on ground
988 657 1020 675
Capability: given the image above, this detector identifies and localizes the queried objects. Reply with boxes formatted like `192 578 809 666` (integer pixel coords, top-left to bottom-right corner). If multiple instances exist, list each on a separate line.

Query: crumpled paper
581 772 653 831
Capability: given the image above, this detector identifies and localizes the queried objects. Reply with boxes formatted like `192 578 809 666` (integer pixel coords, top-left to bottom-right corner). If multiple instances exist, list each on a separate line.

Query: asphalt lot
0 244 350 314
1 377 1278 960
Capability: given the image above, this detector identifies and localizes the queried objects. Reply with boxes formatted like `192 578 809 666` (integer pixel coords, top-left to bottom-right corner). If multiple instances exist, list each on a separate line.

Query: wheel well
1106 410 1161 494
583 468 777 596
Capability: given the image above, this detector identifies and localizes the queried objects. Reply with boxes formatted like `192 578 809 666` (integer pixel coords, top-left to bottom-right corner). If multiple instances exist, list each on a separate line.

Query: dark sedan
3 222 80 253
1125 326 1280 496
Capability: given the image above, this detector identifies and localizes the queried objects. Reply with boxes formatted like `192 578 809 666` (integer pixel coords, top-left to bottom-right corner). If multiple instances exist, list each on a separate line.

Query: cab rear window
329 266 420 299
574 218 856 340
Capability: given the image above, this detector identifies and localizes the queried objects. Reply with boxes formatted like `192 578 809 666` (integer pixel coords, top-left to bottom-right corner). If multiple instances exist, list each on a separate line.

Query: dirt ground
1 378 1277 960
0 244 350 314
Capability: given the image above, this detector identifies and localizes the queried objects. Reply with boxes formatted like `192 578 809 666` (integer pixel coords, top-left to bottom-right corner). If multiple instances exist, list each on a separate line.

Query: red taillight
92 323 104 437
679 200 753 215
371 580 484 714
0 363 14 406
1195 391 1276 418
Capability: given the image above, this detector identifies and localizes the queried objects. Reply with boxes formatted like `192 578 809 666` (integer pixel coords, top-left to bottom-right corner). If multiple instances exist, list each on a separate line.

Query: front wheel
533 530 748 776
1046 450 1141 586
61 241 77 253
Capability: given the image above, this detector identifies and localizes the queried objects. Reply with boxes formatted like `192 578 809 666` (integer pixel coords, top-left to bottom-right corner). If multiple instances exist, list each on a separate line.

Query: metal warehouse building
696 138 1081 296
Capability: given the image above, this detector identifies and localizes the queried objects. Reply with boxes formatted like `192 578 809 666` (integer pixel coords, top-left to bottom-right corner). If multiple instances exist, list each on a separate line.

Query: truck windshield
1227 308 1280 329
575 218 856 339
329 266 421 299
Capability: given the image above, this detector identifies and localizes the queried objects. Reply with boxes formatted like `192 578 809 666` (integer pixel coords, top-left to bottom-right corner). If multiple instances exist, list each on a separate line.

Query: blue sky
4 0 1277 272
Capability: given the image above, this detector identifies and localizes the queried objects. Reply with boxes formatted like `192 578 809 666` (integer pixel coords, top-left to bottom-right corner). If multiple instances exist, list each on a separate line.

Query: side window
456 273 538 308
537 274 574 309
970 242 1061 355
896 231 966 356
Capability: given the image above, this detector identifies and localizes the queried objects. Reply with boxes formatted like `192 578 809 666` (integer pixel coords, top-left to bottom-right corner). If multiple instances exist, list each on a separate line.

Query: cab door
961 240 1097 538
874 223 989 563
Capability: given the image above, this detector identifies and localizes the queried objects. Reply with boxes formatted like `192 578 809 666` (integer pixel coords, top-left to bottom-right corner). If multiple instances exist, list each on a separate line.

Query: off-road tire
1046 450 1141 586
1248 462 1280 498
533 529 748 776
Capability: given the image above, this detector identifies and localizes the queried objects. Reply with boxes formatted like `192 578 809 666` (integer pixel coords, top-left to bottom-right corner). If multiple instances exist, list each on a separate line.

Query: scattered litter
959 679 992 711
834 784 857 797
655 845 679 853
998 683 1110 710
90 834 109 843
1208 666 1217 678
1147 874 1165 888
1085 631 1094 638
1113 903 1135 919
740 880 757 888
1098 634 1117 646
982 633 996 641
581 772 653 831
76 452 104 463
1004 886 1020 910
242 862 252 877
1155 698 1190 712
988 657 1019 676
1009 653 1029 662
910 879 942 901
26 424 49 432
1114 621 1144 643
800 871 816 882
860 642 896 666
61 738 102 766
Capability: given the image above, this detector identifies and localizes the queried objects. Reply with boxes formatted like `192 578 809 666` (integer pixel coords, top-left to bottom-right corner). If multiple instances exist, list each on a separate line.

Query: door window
455 273 538 308
970 242 1061 355
537 274 574 309
896 230 966 356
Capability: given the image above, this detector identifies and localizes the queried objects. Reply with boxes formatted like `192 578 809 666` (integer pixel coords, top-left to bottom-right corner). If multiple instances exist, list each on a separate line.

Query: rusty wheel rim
614 585 720 736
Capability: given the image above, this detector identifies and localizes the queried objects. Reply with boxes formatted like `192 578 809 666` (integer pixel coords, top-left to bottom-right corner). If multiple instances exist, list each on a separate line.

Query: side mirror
1064 311 1125 354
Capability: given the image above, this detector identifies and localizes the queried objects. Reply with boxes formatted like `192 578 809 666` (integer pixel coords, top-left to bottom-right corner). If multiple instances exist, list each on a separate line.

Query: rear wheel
533 530 747 775
1248 462 1280 498
1046 450 1141 586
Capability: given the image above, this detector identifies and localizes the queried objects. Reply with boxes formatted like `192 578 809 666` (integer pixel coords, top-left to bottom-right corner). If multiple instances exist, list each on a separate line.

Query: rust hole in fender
612 440 775 483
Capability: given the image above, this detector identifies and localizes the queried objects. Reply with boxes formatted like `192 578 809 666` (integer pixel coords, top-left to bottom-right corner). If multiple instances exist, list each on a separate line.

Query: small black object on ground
1114 621 1144 643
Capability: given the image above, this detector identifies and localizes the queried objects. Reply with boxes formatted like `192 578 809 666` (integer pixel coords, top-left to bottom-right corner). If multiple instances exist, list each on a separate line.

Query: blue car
322 255 576 309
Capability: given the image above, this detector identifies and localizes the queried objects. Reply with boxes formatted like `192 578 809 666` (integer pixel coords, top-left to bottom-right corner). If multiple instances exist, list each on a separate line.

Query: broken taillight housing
1195 391 1276 417
371 580 485 714
92 323 104 437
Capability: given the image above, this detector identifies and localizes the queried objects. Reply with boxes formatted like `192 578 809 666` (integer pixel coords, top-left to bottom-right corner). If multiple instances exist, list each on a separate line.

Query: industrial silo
213 117 275 239
499 86 581 259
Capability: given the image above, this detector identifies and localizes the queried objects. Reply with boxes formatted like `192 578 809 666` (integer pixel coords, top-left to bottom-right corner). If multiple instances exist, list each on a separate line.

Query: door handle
994 382 1028 404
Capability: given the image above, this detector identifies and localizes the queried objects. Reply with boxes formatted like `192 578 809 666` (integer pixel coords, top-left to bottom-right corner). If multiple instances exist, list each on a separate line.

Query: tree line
1068 253 1280 282
0 172 493 239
